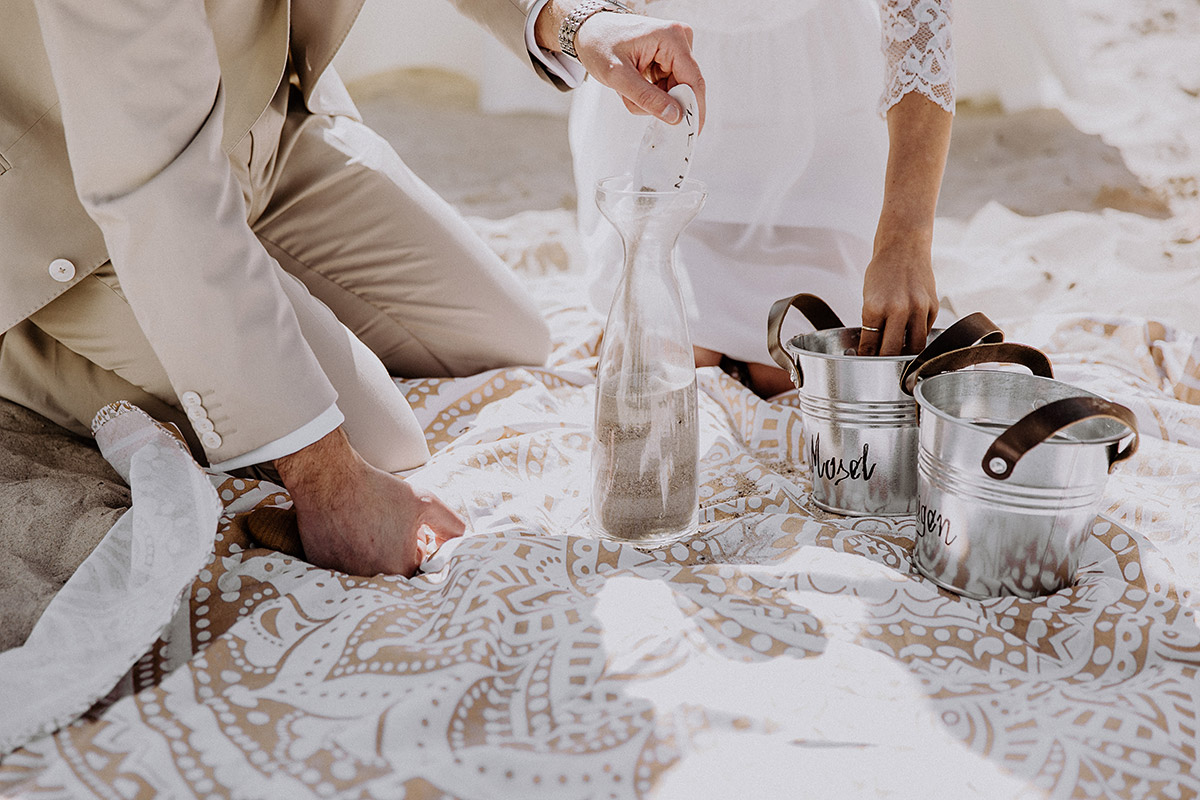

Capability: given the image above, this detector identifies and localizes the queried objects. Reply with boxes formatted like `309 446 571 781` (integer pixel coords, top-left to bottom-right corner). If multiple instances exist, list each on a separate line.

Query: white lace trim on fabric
880 0 955 113
0 404 222 756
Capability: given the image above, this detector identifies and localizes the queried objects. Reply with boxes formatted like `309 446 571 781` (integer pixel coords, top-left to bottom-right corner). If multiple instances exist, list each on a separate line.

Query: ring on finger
861 325 881 333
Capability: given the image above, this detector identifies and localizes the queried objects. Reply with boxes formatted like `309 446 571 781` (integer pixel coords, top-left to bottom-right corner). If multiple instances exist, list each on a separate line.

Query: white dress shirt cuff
209 403 345 473
526 0 587 87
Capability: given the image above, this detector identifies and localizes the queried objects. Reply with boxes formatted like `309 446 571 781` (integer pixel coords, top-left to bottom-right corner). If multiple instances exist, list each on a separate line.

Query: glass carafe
590 177 707 546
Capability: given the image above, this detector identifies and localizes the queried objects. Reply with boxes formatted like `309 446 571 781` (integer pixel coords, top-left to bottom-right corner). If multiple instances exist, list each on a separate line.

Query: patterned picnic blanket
1 257 1198 798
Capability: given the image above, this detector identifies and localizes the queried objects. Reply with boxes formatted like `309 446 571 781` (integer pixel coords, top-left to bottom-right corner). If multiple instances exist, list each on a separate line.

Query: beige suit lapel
205 0 365 150
204 0 291 153
290 0 366 104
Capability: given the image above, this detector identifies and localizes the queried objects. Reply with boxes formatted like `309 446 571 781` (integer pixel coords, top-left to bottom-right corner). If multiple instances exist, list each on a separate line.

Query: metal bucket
767 294 1008 516
911 369 1139 599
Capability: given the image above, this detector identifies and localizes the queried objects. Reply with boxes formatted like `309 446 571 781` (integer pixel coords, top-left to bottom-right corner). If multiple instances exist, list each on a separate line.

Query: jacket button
180 391 202 409
49 259 76 282
192 418 215 434
200 432 223 450
186 405 208 422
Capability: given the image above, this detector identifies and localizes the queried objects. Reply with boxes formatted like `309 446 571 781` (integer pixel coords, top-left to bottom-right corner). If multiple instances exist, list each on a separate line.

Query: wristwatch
558 0 633 60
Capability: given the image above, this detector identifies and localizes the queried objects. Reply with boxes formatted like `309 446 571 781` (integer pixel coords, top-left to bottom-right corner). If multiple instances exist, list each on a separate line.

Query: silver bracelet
558 0 633 60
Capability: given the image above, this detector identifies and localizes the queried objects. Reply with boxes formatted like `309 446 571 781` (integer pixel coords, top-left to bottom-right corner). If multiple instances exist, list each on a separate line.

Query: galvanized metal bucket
767 294 1011 516
910 367 1139 599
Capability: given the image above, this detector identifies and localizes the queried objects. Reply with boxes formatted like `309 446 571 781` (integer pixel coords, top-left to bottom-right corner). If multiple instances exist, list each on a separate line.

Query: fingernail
662 103 681 124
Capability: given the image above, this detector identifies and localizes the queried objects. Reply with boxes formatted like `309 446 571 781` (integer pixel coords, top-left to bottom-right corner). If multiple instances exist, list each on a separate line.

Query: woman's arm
859 0 954 356
859 91 952 355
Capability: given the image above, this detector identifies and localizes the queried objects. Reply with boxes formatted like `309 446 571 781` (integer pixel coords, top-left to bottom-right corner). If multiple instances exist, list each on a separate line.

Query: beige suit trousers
0 85 550 471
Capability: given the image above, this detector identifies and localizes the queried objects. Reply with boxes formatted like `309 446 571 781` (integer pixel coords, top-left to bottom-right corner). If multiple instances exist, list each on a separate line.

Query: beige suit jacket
0 0 552 464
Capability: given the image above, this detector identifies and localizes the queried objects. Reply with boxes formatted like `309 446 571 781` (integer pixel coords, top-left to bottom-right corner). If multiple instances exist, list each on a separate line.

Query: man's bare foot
274 428 465 577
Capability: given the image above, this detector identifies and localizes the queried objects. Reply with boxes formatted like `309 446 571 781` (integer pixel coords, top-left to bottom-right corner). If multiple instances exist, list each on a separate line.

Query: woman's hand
858 92 953 356
858 239 939 356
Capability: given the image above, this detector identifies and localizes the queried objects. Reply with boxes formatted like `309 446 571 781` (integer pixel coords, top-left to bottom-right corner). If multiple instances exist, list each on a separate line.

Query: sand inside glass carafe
590 177 707 546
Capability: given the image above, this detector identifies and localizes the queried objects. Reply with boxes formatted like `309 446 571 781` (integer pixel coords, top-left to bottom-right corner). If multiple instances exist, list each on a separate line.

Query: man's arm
32 0 340 457
33 1 455 577
443 0 704 126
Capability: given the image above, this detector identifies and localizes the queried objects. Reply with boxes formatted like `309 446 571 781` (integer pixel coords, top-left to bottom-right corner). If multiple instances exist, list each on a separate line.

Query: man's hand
274 428 465 577
535 1 706 129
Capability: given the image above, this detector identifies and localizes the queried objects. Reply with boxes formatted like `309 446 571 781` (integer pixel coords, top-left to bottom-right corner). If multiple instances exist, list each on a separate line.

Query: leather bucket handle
899 312 1004 395
766 293 845 388
903 342 1055 395
983 396 1140 480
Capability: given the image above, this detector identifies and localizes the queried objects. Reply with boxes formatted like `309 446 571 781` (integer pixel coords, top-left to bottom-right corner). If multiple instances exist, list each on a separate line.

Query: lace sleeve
879 0 955 114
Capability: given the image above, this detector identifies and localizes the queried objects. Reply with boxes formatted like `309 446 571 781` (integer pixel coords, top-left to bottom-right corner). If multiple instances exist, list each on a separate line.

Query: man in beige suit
0 0 704 576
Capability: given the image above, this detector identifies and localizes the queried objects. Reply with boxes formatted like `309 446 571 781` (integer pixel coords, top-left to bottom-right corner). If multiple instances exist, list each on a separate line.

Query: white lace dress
570 0 955 366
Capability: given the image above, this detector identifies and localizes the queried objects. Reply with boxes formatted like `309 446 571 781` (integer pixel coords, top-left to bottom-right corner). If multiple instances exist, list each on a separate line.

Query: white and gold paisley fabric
1 229 1199 797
